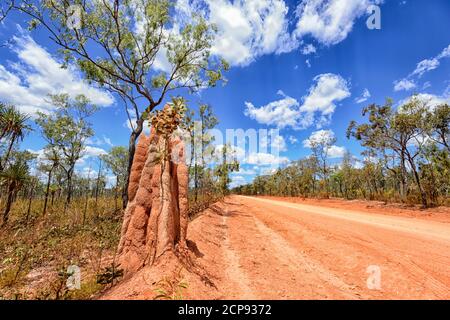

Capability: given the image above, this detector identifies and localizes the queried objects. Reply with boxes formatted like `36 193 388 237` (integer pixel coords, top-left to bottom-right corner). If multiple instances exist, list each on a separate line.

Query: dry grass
0 196 122 300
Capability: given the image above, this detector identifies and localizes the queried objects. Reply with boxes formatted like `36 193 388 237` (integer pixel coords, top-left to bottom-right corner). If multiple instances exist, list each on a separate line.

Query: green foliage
36 94 97 204
215 144 240 195
14 0 227 130
153 267 188 300
237 97 449 207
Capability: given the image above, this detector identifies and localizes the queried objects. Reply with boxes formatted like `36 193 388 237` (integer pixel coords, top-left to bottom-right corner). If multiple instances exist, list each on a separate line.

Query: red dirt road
187 196 450 300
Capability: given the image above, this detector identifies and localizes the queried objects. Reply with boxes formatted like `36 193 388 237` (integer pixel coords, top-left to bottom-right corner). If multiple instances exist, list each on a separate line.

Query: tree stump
117 126 189 274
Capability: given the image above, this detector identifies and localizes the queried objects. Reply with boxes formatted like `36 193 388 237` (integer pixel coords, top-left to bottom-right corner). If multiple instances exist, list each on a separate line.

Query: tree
36 94 97 206
0 151 32 226
215 144 239 195
0 1 13 24
102 146 129 211
347 97 430 207
13 0 228 207
425 103 450 152
0 103 32 171
187 104 218 201
38 147 60 215
305 130 336 196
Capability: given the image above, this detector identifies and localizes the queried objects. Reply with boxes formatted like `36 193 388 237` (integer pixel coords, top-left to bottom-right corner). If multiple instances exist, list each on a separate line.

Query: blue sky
0 0 449 187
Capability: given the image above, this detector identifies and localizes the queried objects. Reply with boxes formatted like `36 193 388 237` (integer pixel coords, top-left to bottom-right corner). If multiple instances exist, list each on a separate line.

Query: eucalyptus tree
12 0 228 206
215 144 239 195
347 97 430 207
306 131 336 196
38 147 60 215
425 103 450 152
36 94 97 206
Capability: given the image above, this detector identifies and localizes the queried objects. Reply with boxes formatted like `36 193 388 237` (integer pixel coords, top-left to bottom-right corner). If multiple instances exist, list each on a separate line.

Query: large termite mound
117 123 189 275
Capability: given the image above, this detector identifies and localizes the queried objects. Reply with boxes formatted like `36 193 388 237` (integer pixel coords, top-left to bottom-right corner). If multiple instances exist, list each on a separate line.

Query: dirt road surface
186 196 450 300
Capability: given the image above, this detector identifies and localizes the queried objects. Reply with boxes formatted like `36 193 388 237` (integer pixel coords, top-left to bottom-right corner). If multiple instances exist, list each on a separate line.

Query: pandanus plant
1 159 29 226
0 103 32 171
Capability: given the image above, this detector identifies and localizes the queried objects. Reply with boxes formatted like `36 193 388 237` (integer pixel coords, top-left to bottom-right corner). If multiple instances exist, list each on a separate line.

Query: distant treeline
234 97 450 208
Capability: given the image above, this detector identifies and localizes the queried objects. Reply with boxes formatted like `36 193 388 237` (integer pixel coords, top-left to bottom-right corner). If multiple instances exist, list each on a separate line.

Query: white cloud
229 175 247 188
355 88 371 103
0 35 114 116
245 73 350 130
246 152 289 165
327 145 346 158
213 144 288 167
394 44 450 91
303 129 345 158
302 129 335 148
288 136 298 144
172 0 383 67
398 93 450 110
411 44 450 77
124 118 151 135
298 73 351 128
86 135 114 147
84 146 108 157
244 91 300 129
204 0 296 66
294 0 382 46
260 133 287 152
301 43 317 55
412 58 440 77
394 79 416 92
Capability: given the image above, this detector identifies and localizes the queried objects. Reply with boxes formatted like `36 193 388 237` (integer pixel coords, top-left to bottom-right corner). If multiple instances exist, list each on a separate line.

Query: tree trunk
26 182 34 221
408 157 428 208
66 167 75 206
114 176 119 212
2 184 14 227
95 159 102 212
42 168 53 216
123 118 144 209
1 134 16 170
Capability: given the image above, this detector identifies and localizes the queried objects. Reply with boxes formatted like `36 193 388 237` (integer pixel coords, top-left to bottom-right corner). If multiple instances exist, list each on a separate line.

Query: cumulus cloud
244 91 300 129
213 144 289 167
298 73 351 128
172 0 384 66
185 0 296 66
0 35 114 116
245 73 350 130
294 0 382 46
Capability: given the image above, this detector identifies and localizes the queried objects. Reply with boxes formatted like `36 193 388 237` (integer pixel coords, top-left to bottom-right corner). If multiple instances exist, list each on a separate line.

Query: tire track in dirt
236 196 450 299
220 204 257 299
252 216 363 299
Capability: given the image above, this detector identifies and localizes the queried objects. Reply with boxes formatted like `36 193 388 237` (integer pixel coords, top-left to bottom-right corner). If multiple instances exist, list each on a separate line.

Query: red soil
102 196 450 300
